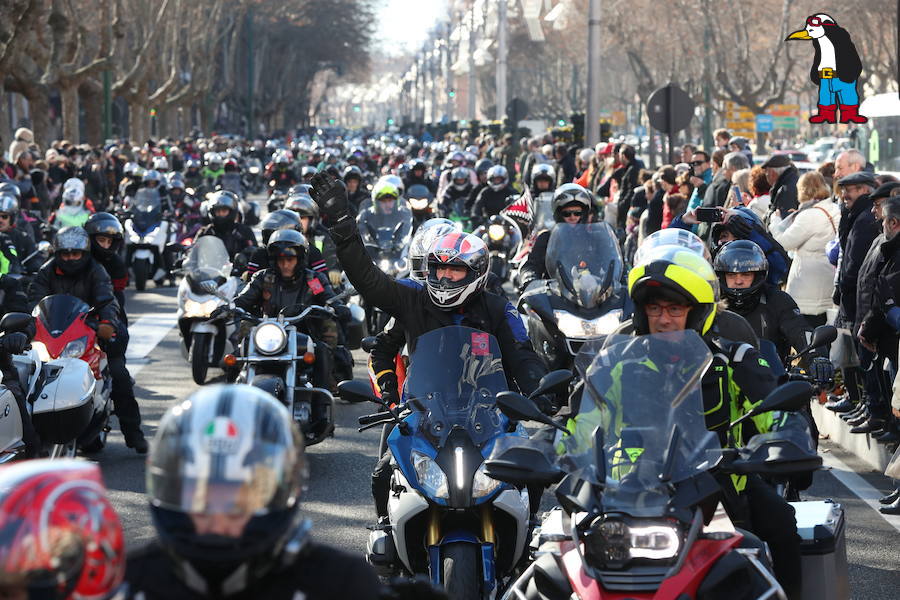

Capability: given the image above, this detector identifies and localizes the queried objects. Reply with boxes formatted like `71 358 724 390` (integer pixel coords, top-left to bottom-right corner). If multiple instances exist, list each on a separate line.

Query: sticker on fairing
471 332 490 356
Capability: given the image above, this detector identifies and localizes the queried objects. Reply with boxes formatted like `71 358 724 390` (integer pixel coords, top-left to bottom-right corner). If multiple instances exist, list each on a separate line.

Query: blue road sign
755 114 774 133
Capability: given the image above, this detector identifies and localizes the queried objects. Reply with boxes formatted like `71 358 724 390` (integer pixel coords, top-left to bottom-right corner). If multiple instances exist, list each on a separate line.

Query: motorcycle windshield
219 173 242 195
532 192 555 234
34 294 90 337
545 223 624 309
185 236 232 282
560 331 721 513
405 326 508 448
133 189 161 231
362 211 412 252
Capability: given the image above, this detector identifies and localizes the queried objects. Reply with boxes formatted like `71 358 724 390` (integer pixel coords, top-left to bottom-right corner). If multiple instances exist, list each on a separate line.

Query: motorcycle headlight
554 309 623 339
409 197 430 210
186 187 195 196
183 298 221 319
472 462 502 498
412 451 448 499
583 518 681 570
394 257 408 273
61 336 87 359
488 224 506 242
249 166 260 174
379 258 392 272
253 323 287 355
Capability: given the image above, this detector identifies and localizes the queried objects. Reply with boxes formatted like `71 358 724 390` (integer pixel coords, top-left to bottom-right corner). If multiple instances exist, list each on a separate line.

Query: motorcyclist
51 179 92 227
713 240 833 383
231 230 349 392
124 384 382 599
195 190 257 260
529 162 556 197
285 195 339 284
245 208 326 277
29 226 148 453
183 157 203 191
300 165 317 184
357 180 413 248
470 165 516 227
85 212 130 311
465 158 493 211
118 161 143 202
202 153 225 189
343 165 368 215
565 244 802 598
0 459 126 599
437 166 473 218
519 183 593 291
269 150 298 192
403 159 435 195
0 188 40 272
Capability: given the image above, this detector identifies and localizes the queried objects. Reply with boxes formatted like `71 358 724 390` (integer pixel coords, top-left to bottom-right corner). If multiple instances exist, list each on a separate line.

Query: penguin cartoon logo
786 13 867 125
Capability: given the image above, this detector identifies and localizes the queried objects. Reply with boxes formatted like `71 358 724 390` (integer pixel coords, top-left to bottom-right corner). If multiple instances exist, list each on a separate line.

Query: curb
811 401 892 472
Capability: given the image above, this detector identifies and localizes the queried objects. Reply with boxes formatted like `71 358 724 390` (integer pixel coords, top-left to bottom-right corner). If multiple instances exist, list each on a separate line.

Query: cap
869 181 900 200
761 154 792 169
836 171 877 188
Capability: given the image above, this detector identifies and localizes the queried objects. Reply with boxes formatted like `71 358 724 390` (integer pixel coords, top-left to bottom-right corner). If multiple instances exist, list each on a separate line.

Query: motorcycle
268 188 289 213
406 184 438 231
487 330 824 600
243 157 265 194
224 304 337 446
124 188 175 290
0 313 39 462
359 210 412 334
340 326 561 599
473 214 523 284
29 295 113 457
176 236 241 384
511 191 554 288
518 223 631 370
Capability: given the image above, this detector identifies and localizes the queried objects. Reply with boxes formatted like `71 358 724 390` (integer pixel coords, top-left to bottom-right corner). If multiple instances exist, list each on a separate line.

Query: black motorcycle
472 214 522 284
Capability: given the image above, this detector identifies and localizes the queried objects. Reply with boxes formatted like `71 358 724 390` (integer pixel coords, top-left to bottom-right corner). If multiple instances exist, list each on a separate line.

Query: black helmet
713 240 768 312
207 190 239 233
261 209 301 245
474 158 494 175
284 194 319 230
288 183 313 196
53 226 91 275
147 384 308 596
267 229 308 283
342 165 362 182
410 159 427 174
552 183 592 223
84 212 125 258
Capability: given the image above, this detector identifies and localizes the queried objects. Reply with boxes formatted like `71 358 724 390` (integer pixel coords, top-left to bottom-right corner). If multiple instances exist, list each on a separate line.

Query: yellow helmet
628 244 718 335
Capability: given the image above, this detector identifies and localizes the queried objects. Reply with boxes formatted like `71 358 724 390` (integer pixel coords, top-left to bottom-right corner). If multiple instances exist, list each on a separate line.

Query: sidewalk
811 401 894 472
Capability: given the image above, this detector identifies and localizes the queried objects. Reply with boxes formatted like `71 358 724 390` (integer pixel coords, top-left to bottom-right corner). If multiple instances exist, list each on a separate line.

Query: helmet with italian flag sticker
426 231 490 308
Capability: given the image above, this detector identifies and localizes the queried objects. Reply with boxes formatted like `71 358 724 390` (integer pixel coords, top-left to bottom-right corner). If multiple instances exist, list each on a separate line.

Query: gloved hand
532 394 557 416
97 322 116 341
810 356 835 387
209 305 230 321
376 371 399 400
0 332 28 355
328 270 343 288
333 303 351 322
309 172 351 224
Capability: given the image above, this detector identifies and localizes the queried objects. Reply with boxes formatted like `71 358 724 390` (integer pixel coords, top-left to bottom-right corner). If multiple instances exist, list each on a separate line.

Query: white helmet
409 218 457 282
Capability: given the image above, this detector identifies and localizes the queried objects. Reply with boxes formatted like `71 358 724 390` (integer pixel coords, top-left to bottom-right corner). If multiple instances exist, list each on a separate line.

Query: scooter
176 236 240 384
340 326 552 599
29 295 113 457
124 188 175 290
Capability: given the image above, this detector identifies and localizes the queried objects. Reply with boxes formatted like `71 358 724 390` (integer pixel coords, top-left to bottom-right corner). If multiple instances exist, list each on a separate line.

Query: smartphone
696 207 724 222
732 185 744 205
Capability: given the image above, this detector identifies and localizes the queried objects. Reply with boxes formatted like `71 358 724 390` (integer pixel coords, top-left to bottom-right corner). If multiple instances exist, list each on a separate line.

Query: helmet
224 158 238 172
300 165 317 179
147 384 307 595
186 158 201 171
0 182 21 203
0 459 125 599
411 159 428 174
449 151 465 165
85 212 125 258
486 165 509 191
123 161 140 177
207 190 240 232
142 169 162 187
284 193 319 227
261 209 301 245
713 240 768 311
635 228 712 265
53 226 92 275
425 231 490 309
450 167 470 191
168 176 186 192
289 183 314 196
474 158 494 175
0 191 19 214
531 163 556 190
342 165 362 182
267 229 309 283
382 174 405 197
409 218 456 282
208 153 223 170
152 155 169 171
372 180 400 213
552 183 592 223
274 150 290 166
628 245 719 335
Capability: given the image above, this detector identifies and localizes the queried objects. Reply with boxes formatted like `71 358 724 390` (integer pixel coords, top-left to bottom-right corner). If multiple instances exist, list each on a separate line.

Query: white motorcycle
125 188 175 290
0 313 39 461
176 236 240 384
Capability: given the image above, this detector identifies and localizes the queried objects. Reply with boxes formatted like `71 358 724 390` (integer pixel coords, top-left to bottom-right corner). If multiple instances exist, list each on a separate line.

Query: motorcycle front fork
426 504 496 546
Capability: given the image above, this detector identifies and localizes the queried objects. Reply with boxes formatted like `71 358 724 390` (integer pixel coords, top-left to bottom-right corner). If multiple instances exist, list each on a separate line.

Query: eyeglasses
689 160 707 166
644 303 690 317
0 214 11 220
561 210 583 218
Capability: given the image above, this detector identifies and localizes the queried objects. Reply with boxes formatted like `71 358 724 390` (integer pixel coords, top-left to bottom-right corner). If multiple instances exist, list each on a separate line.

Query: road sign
726 120 756 131
612 111 626 126
756 114 774 133
635 125 647 138
647 84 695 133
773 116 799 130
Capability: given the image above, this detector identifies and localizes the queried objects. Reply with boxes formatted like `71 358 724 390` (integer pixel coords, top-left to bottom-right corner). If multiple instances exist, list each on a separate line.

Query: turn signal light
303 352 316 364
223 354 237 367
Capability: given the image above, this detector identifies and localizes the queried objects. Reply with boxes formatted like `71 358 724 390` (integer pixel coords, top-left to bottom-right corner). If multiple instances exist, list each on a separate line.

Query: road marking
125 312 178 377
821 451 900 535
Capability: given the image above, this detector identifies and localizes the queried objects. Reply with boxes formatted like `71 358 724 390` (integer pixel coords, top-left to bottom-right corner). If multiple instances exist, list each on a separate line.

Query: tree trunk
59 83 80 143
21 84 50 149
80 80 102 145
0 88 12 151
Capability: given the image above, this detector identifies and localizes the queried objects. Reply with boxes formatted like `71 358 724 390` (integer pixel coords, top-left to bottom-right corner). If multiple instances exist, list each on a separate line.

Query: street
97 280 900 599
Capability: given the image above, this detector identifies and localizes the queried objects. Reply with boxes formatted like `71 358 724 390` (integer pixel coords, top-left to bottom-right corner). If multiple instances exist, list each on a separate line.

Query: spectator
761 154 799 225
728 136 753 165
554 142 576 185
834 149 867 181
727 167 751 209
714 128 731 151
499 133 518 181
680 143 698 164
686 150 713 212
576 148 595 179
818 161 836 189
705 151 749 208
771 171 840 327
642 165 674 237
663 193 688 229
747 166 772 220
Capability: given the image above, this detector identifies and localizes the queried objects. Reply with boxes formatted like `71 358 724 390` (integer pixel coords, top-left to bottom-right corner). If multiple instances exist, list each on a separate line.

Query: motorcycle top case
789 499 849 600
31 358 97 444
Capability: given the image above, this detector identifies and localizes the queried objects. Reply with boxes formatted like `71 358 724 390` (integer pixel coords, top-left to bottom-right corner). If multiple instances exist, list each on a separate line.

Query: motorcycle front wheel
133 258 151 291
189 332 211 384
441 542 481 600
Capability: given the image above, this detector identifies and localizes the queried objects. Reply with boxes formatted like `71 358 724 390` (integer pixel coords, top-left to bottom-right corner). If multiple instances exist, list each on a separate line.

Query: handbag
829 327 860 369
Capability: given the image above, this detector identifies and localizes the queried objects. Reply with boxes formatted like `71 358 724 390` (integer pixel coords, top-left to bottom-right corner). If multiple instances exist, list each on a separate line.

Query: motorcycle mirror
730 381 813 430
528 369 574 400
337 379 381 404
790 325 837 360
0 312 32 334
360 336 377 353
484 444 562 486
37 240 52 256
496 391 568 433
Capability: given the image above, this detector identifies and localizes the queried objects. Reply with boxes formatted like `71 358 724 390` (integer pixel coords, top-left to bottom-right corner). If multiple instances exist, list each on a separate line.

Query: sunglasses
0 214 11 220
561 210 583 218
689 160 707 166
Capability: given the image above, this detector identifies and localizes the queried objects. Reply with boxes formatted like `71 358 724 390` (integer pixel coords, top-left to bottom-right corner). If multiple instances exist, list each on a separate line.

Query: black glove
309 172 351 225
0 332 28 355
209 305 230 321
376 371 399 399
810 356 835 387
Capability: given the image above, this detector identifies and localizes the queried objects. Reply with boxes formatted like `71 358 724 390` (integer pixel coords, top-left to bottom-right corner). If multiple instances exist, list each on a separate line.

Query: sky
375 0 449 57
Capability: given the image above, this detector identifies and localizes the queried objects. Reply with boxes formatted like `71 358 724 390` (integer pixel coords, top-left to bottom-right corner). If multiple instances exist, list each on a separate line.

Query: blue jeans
818 78 860 106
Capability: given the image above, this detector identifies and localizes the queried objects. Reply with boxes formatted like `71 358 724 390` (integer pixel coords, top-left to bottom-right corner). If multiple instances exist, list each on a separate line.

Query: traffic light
328 118 335 125
387 118 395 126
353 105 361 112
557 118 566 126
448 88 456 98
149 108 157 117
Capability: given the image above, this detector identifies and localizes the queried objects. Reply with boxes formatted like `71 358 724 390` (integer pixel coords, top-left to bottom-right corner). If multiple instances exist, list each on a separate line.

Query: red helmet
0 459 125 599
426 231 490 308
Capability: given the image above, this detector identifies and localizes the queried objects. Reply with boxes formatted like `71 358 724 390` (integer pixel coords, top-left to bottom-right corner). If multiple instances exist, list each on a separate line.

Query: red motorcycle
486 331 817 600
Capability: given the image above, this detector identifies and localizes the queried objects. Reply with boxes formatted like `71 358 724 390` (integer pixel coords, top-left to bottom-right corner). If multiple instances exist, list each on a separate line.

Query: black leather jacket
29 258 120 325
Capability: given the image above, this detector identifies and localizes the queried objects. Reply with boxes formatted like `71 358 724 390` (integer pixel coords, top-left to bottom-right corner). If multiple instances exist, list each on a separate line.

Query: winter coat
835 194 879 327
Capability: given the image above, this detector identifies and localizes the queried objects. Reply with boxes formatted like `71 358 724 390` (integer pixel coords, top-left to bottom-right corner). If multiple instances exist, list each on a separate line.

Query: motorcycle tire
441 542 481 600
189 332 211 385
133 258 151 291
80 428 108 454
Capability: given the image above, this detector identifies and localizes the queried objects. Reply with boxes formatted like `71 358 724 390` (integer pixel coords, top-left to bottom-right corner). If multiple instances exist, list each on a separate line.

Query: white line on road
821 451 900 535
125 312 178 377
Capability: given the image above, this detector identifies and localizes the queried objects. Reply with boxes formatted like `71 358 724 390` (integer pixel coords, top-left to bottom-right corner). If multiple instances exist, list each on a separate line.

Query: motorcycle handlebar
358 411 393 426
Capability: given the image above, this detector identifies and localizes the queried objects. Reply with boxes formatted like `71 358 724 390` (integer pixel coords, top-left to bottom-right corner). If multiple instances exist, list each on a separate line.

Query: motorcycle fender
493 488 531 566
387 471 430 574
134 248 153 260
189 322 218 335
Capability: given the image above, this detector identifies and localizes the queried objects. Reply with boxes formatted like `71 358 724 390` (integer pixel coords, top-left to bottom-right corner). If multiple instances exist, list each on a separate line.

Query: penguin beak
786 29 812 40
